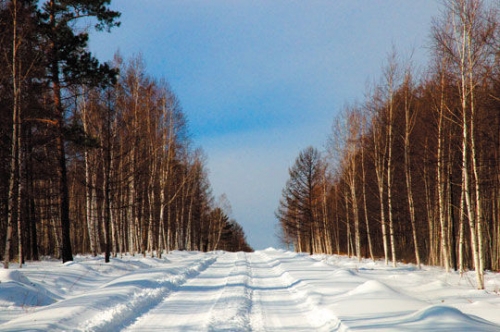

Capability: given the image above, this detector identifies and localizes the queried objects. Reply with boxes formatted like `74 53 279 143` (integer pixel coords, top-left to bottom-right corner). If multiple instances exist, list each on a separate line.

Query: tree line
277 0 500 289
0 0 252 269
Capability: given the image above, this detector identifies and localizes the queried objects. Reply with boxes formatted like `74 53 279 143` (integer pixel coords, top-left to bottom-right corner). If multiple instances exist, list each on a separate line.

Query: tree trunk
349 162 361 261
403 75 420 268
83 98 97 256
4 0 20 269
371 101 389 265
103 93 112 263
49 0 73 263
386 72 397 268
360 120 374 261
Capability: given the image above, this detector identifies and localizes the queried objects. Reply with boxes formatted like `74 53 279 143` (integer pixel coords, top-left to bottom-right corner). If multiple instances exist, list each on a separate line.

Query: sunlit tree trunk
370 91 389 265
384 53 398 268
360 117 374 261
458 185 466 273
423 139 437 265
345 108 361 261
468 42 485 286
344 190 352 257
402 72 421 268
82 95 98 256
334 185 341 255
103 90 113 262
4 0 20 269
321 170 332 254
437 74 450 273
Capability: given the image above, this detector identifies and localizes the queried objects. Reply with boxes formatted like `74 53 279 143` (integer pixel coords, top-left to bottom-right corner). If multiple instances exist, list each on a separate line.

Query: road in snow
1 249 500 331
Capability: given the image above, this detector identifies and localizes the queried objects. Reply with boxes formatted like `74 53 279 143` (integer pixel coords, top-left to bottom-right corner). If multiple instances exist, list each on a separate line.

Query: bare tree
360 112 374 261
277 147 323 254
368 87 390 265
401 70 421 268
342 106 363 261
3 0 40 268
432 0 498 289
3 0 21 269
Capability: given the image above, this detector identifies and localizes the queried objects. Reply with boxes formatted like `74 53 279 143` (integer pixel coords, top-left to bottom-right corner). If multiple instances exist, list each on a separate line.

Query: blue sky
89 0 440 250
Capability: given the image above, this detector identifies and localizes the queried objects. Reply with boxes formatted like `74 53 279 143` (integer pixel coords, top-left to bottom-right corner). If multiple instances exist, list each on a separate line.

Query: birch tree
368 87 390 265
432 0 498 289
401 70 421 268
343 106 363 261
360 113 374 261
383 50 400 268
2 0 40 268
3 0 21 269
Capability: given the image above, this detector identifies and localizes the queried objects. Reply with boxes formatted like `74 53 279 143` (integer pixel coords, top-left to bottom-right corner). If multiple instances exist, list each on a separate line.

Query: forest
277 0 500 290
3 0 499 294
0 0 252 269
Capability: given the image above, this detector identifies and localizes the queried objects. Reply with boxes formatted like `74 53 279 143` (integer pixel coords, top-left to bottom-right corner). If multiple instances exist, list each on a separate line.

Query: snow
0 249 499 331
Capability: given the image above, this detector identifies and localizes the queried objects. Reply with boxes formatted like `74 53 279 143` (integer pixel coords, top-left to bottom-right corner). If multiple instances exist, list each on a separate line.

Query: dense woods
0 0 251 268
3 0 499 293
277 0 500 289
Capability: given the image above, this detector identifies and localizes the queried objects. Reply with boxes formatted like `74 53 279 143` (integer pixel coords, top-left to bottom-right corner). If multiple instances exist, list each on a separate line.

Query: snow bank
0 250 499 331
0 269 58 308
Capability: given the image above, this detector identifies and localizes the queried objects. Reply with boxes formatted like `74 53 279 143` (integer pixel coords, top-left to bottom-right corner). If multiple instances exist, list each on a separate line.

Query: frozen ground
1 248 500 331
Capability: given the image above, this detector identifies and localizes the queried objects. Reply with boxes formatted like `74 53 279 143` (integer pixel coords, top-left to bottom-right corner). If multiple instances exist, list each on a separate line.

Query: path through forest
1 249 500 331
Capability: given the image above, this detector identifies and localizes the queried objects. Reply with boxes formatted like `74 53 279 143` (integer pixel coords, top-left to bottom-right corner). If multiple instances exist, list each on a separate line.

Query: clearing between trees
1 249 499 331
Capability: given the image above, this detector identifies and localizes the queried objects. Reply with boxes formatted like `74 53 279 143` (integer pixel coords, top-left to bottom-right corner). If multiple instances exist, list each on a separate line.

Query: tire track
206 252 253 332
80 255 218 331
249 251 341 332
124 252 243 331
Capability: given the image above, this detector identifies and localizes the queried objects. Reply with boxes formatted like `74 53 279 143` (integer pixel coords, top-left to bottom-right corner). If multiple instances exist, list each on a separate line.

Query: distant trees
277 0 500 290
276 146 327 255
67 58 252 257
0 0 251 267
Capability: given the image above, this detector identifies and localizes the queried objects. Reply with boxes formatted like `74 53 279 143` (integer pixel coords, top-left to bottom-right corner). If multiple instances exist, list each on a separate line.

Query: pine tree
37 0 120 263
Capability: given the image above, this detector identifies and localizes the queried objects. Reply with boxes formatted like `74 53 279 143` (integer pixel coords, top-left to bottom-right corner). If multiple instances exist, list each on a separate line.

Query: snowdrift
0 250 499 331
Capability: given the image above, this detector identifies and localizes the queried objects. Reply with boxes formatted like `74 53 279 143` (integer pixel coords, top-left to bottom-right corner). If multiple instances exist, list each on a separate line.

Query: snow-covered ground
1 249 500 331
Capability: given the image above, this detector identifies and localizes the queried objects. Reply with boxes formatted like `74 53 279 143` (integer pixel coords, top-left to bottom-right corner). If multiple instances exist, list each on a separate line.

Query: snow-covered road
1 249 500 331
125 252 253 331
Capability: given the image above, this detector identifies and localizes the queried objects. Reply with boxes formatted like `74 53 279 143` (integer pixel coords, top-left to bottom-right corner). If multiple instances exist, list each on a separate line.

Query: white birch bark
402 73 421 268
